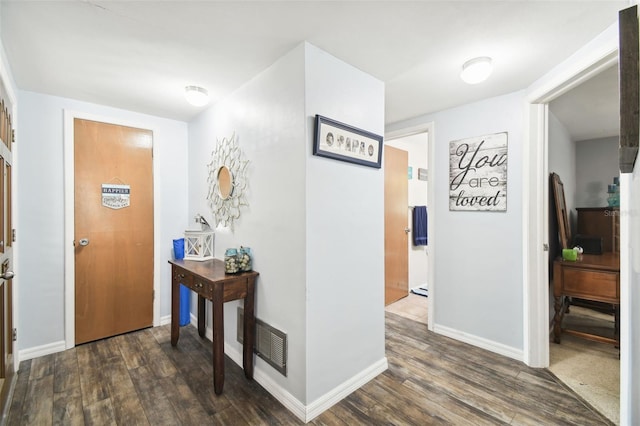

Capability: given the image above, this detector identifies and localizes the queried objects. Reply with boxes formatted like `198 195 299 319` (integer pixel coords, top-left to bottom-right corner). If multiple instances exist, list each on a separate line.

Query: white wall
17 91 188 352
387 91 525 354
187 43 308 401
624 165 640 424
386 133 429 289
304 43 385 404
186 42 386 415
575 136 619 208
548 111 577 234
547 111 576 280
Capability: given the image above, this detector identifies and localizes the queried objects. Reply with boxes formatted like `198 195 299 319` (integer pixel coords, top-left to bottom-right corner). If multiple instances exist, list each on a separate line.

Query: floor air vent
237 307 287 376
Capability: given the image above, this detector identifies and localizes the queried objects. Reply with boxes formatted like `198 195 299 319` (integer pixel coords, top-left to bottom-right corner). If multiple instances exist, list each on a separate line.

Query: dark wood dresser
576 207 620 252
553 206 620 347
553 253 619 346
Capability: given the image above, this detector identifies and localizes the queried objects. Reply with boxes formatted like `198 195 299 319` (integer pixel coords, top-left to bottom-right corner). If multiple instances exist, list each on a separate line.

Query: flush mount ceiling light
185 85 209 106
460 57 493 84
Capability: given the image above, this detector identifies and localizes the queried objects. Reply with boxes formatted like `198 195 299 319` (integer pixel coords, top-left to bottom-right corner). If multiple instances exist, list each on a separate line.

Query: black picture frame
313 115 383 168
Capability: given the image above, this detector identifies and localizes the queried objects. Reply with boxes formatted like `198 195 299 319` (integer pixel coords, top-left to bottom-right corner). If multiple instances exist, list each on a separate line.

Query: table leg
243 278 256 380
212 284 225 395
198 295 206 338
553 296 563 344
615 304 620 351
171 266 180 346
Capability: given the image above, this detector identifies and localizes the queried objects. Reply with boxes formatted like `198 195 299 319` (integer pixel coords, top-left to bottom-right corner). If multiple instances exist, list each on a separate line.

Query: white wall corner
18 340 66 361
223 340 308 421
160 314 172 326
303 41 386 404
212 321 387 423
303 357 387 422
433 324 524 362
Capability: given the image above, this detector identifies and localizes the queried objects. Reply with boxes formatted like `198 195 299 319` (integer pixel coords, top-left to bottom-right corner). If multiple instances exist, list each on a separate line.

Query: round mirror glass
217 166 234 200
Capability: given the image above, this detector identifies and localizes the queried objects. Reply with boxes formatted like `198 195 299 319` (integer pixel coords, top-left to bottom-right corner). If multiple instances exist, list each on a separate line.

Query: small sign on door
102 183 130 209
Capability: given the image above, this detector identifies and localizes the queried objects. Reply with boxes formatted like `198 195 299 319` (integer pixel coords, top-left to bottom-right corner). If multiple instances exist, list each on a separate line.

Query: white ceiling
549 64 620 141
0 1 628 135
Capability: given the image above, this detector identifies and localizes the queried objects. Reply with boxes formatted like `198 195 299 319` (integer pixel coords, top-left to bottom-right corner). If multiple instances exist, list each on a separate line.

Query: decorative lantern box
184 230 215 261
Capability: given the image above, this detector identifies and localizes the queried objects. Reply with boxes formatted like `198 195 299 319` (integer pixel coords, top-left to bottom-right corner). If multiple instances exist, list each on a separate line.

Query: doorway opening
545 63 620 424
523 25 625 424
384 124 434 330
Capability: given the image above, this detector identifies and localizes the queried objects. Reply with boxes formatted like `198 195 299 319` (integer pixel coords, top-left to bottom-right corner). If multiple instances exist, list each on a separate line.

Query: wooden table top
168 258 259 282
554 252 620 271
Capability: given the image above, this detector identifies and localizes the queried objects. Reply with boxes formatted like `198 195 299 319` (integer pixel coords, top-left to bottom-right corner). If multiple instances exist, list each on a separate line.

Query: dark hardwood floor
6 312 612 425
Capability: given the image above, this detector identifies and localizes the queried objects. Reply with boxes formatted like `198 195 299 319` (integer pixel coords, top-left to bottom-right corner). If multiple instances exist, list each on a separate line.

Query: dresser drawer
561 267 619 303
192 279 213 297
177 273 214 297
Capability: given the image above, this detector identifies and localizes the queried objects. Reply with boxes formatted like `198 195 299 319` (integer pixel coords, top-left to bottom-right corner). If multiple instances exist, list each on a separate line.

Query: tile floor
385 292 428 324
549 306 620 425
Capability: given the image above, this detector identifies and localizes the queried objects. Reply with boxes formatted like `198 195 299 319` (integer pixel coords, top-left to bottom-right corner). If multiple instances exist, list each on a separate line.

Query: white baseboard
224 342 308 421
202 322 308 422
22 315 173 361
223 339 388 423
21 316 386 424
304 357 388 422
19 340 66 361
433 324 523 362
193 320 306 418
191 321 388 423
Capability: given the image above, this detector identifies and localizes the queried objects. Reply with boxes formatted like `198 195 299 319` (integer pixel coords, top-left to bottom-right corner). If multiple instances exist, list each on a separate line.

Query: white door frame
386 122 435 330
523 21 628 418
1 55 19 374
63 110 161 349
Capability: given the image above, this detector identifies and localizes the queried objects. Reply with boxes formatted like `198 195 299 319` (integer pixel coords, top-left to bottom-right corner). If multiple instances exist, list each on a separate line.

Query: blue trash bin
173 238 190 326
179 286 190 326
173 238 184 260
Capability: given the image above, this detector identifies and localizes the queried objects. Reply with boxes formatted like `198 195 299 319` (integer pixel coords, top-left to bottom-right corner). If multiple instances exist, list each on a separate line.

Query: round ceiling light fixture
460 57 493 84
185 85 210 106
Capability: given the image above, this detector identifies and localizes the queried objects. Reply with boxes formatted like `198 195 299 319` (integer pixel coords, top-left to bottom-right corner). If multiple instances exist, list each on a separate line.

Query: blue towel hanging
413 205 428 246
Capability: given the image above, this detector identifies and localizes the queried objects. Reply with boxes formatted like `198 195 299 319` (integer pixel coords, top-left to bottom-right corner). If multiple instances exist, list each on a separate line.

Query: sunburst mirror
207 133 249 230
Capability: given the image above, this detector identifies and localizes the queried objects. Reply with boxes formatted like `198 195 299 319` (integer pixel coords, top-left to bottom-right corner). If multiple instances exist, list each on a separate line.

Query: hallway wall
387 90 525 357
16 91 188 353
575 136 619 208
186 42 385 416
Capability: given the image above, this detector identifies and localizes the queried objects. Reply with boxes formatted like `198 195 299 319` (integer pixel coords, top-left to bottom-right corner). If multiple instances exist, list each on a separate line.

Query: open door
0 89 15 413
384 146 409 305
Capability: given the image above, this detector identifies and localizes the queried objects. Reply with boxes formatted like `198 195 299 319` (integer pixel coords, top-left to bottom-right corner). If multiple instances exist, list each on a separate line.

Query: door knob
404 227 411 234
0 271 14 280
79 238 90 246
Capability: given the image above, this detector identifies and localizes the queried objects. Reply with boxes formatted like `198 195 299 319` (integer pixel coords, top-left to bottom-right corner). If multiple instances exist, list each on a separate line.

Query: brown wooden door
384 146 409 305
74 119 154 344
0 97 14 411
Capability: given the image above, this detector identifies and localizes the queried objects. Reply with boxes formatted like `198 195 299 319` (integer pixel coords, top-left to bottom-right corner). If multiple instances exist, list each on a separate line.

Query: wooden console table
169 258 258 394
553 252 619 346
